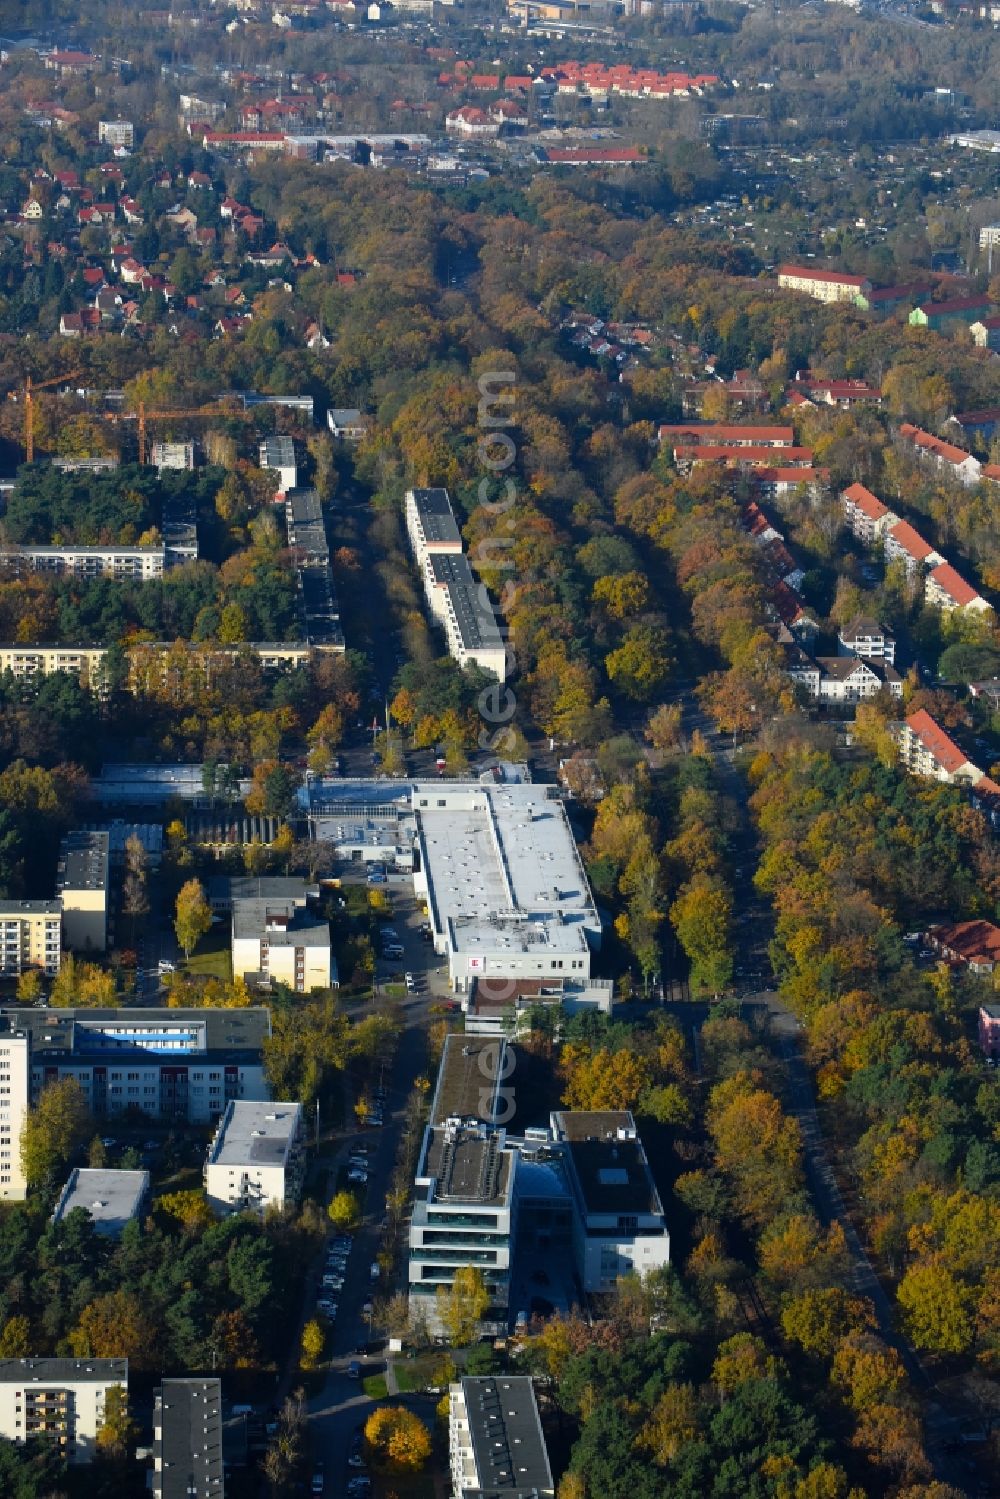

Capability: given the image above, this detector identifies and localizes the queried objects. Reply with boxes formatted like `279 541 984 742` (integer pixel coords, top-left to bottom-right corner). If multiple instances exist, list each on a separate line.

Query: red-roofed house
842 482 898 544
544 146 643 166
899 423 982 486
928 920 1000 976
445 106 498 137
894 709 984 787
924 562 992 615
883 519 944 578
778 265 871 304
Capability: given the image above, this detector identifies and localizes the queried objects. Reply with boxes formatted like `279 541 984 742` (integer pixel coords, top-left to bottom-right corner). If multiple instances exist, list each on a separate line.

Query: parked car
311 1467 324 1495
347 1360 361 1379
370 1261 380 1281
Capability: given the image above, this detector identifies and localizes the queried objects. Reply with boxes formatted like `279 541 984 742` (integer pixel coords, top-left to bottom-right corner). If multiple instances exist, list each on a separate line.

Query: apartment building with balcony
204 1100 305 1215
0 545 165 581
0 1035 29 1201
0 1358 127 1464
0 901 62 977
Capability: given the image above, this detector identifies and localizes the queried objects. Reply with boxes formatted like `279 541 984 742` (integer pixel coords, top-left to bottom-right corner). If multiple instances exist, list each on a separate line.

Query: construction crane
22 370 83 463
109 399 250 465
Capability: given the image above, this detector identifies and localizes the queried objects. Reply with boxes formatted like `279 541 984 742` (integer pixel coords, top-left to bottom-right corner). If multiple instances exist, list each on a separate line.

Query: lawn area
362 1373 389 1399
185 926 233 983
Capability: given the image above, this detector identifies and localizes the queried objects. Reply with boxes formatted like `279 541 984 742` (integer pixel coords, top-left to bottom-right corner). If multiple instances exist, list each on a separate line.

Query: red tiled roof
914 296 989 316
779 265 868 287
900 423 978 468
659 423 794 444
927 562 984 608
904 709 971 775
843 481 889 520
929 919 1000 963
887 519 936 562
545 147 643 163
674 445 814 465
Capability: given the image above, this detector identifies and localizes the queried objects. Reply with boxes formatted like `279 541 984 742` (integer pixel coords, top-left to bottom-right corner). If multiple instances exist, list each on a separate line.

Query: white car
348 1168 368 1184
369 1262 380 1281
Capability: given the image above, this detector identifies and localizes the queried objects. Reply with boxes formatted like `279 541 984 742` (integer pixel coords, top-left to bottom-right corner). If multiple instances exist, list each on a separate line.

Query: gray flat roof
57 829 109 893
428 552 503 650
462 1377 553 1495
260 435 295 463
0 1358 127 1384
0 1007 271 1057
409 486 462 547
208 1100 302 1168
52 1168 148 1236
424 1126 512 1204
0 900 62 916
231 899 330 946
431 1034 513 1127
551 1111 663 1218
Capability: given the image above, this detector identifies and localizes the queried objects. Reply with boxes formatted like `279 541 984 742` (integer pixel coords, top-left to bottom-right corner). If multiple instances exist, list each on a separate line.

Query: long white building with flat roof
412 781 600 993
405 487 507 681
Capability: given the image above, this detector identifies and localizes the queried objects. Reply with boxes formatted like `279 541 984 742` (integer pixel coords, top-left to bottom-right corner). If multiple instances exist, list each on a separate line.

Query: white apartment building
0 645 107 688
837 616 896 665
0 1036 29 1201
405 487 507 681
883 519 944 578
259 436 297 493
449 1377 553 1499
777 264 871 303
98 119 134 147
204 1100 305 1215
0 546 165 581
549 1110 671 1292
411 782 601 994
0 902 62 977
0 1358 128 1464
894 709 987 788
924 562 993 615
4 1008 271 1124
56 830 110 954
231 897 333 993
841 483 898 545
424 553 508 682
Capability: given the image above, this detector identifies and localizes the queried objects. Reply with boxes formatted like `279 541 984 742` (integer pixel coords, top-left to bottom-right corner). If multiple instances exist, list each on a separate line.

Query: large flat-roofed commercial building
0 1358 127 1464
204 1100 305 1215
409 1035 519 1330
0 1035 30 1200
448 1376 553 1499
154 1378 223 1499
0 545 165 581
56 829 110 954
550 1110 670 1292
231 898 333 993
412 782 600 993
153 1378 224 1499
424 552 507 681
52 1167 149 1237
0 1007 271 1123
0 901 62 977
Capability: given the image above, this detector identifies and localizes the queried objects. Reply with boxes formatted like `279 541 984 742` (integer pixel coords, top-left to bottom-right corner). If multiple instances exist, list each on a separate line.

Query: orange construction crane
109 399 250 464
23 369 83 462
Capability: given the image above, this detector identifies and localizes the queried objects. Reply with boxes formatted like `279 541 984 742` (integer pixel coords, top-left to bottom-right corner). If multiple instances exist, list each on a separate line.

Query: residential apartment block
884 519 945 577
231 896 333 993
0 644 108 687
928 920 1000 975
924 562 992 615
0 1358 127 1464
838 616 896 665
259 436 297 494
0 1007 271 1123
56 830 110 954
0 901 62 977
788 654 901 703
842 482 897 545
978 1005 1000 1059
549 1110 670 1292
777 265 871 303
153 1378 224 1499
204 1100 305 1215
899 423 983 486
448 1376 553 1499
98 119 133 147
0 545 165 581
405 487 506 681
0 1035 30 1200
893 709 995 791
52 1167 149 1237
